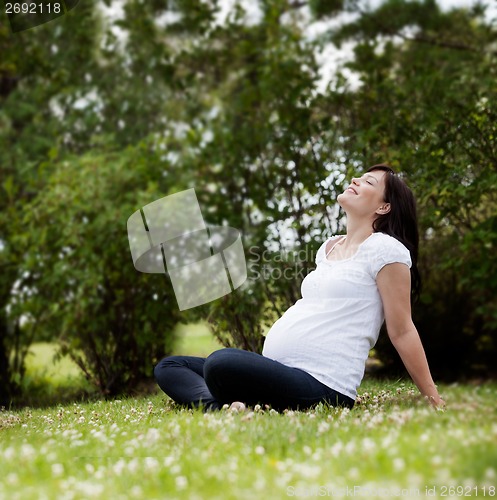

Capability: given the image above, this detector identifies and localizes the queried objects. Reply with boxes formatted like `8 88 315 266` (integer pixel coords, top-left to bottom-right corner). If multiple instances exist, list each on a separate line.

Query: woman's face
337 170 391 218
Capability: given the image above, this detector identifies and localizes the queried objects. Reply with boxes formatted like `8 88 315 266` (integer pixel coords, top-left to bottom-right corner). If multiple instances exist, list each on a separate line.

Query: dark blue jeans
154 348 354 411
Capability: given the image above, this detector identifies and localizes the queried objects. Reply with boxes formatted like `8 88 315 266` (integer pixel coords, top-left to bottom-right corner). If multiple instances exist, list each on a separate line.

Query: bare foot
229 401 247 413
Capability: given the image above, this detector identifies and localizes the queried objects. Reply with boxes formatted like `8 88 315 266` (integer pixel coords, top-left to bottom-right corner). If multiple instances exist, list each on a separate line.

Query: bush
14 147 182 396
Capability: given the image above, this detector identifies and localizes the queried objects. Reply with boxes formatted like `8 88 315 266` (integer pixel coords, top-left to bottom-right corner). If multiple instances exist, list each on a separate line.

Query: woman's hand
426 394 446 411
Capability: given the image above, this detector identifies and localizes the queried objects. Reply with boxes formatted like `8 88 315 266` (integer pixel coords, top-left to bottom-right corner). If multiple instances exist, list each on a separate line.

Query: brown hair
367 164 421 303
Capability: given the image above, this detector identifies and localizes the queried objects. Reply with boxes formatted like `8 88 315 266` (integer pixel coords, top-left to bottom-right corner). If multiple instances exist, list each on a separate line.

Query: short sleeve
371 235 412 279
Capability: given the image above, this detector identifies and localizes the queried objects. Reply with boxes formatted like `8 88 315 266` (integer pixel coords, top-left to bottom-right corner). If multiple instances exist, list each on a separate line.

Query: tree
1 1 104 404
2 0 496 407
151 0 350 350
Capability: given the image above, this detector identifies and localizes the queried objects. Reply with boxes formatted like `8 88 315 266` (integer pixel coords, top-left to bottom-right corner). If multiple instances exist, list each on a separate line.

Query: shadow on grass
8 375 161 411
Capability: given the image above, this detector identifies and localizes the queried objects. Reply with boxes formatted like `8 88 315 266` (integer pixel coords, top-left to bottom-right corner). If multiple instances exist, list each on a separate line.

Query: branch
288 1 307 10
350 0 480 54
403 32 479 54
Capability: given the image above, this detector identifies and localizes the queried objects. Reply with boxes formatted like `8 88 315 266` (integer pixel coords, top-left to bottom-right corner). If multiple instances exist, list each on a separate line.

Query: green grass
6 329 496 498
172 321 223 357
25 343 83 383
1 381 496 499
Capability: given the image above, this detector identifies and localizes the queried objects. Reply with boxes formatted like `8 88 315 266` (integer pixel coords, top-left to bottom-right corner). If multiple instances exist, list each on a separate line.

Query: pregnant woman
154 164 445 411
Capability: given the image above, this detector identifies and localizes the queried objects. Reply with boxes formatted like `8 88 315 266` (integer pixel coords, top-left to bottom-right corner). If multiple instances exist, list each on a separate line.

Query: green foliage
321 0 497 378
309 0 345 18
12 147 181 396
160 2 350 350
0 0 104 405
205 284 270 353
1 0 497 406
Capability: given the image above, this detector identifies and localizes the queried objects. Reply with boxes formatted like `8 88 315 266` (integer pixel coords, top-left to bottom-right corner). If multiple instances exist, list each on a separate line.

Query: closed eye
362 174 378 185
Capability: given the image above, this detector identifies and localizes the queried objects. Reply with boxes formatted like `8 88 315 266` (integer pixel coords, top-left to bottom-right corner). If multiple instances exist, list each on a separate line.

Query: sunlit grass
11 328 497 498
1 380 496 499
25 342 82 383
172 321 223 357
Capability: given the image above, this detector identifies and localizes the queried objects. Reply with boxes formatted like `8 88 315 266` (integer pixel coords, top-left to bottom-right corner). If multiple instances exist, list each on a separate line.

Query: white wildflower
175 476 188 489
144 457 159 471
51 463 64 477
275 472 293 488
20 444 35 459
318 421 330 434
362 438 376 452
485 468 496 480
348 467 360 480
94 467 105 480
76 481 104 496
330 441 343 457
345 441 356 455
295 463 321 479
130 485 143 497
6 473 18 486
254 477 266 491
113 459 127 476
127 458 140 473
145 427 161 445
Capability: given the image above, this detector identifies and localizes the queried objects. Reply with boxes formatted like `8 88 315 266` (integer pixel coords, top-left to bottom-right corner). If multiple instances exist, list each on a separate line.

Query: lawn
1 327 496 499
1 381 496 499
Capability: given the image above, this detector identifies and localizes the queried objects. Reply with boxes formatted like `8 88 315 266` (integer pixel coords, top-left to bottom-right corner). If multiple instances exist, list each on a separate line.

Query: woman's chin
336 193 347 206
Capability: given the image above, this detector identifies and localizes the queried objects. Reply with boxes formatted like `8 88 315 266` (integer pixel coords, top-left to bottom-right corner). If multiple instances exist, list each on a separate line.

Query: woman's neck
343 217 375 247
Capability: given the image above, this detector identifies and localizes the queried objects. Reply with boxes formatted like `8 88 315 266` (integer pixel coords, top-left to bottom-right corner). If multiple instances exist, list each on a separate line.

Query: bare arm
376 263 445 409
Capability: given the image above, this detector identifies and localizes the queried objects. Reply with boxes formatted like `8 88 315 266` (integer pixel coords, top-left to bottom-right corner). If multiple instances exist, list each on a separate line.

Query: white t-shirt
262 232 412 400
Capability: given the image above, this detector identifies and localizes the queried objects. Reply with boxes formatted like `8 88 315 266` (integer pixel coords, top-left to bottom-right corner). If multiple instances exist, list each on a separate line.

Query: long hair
367 164 421 303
